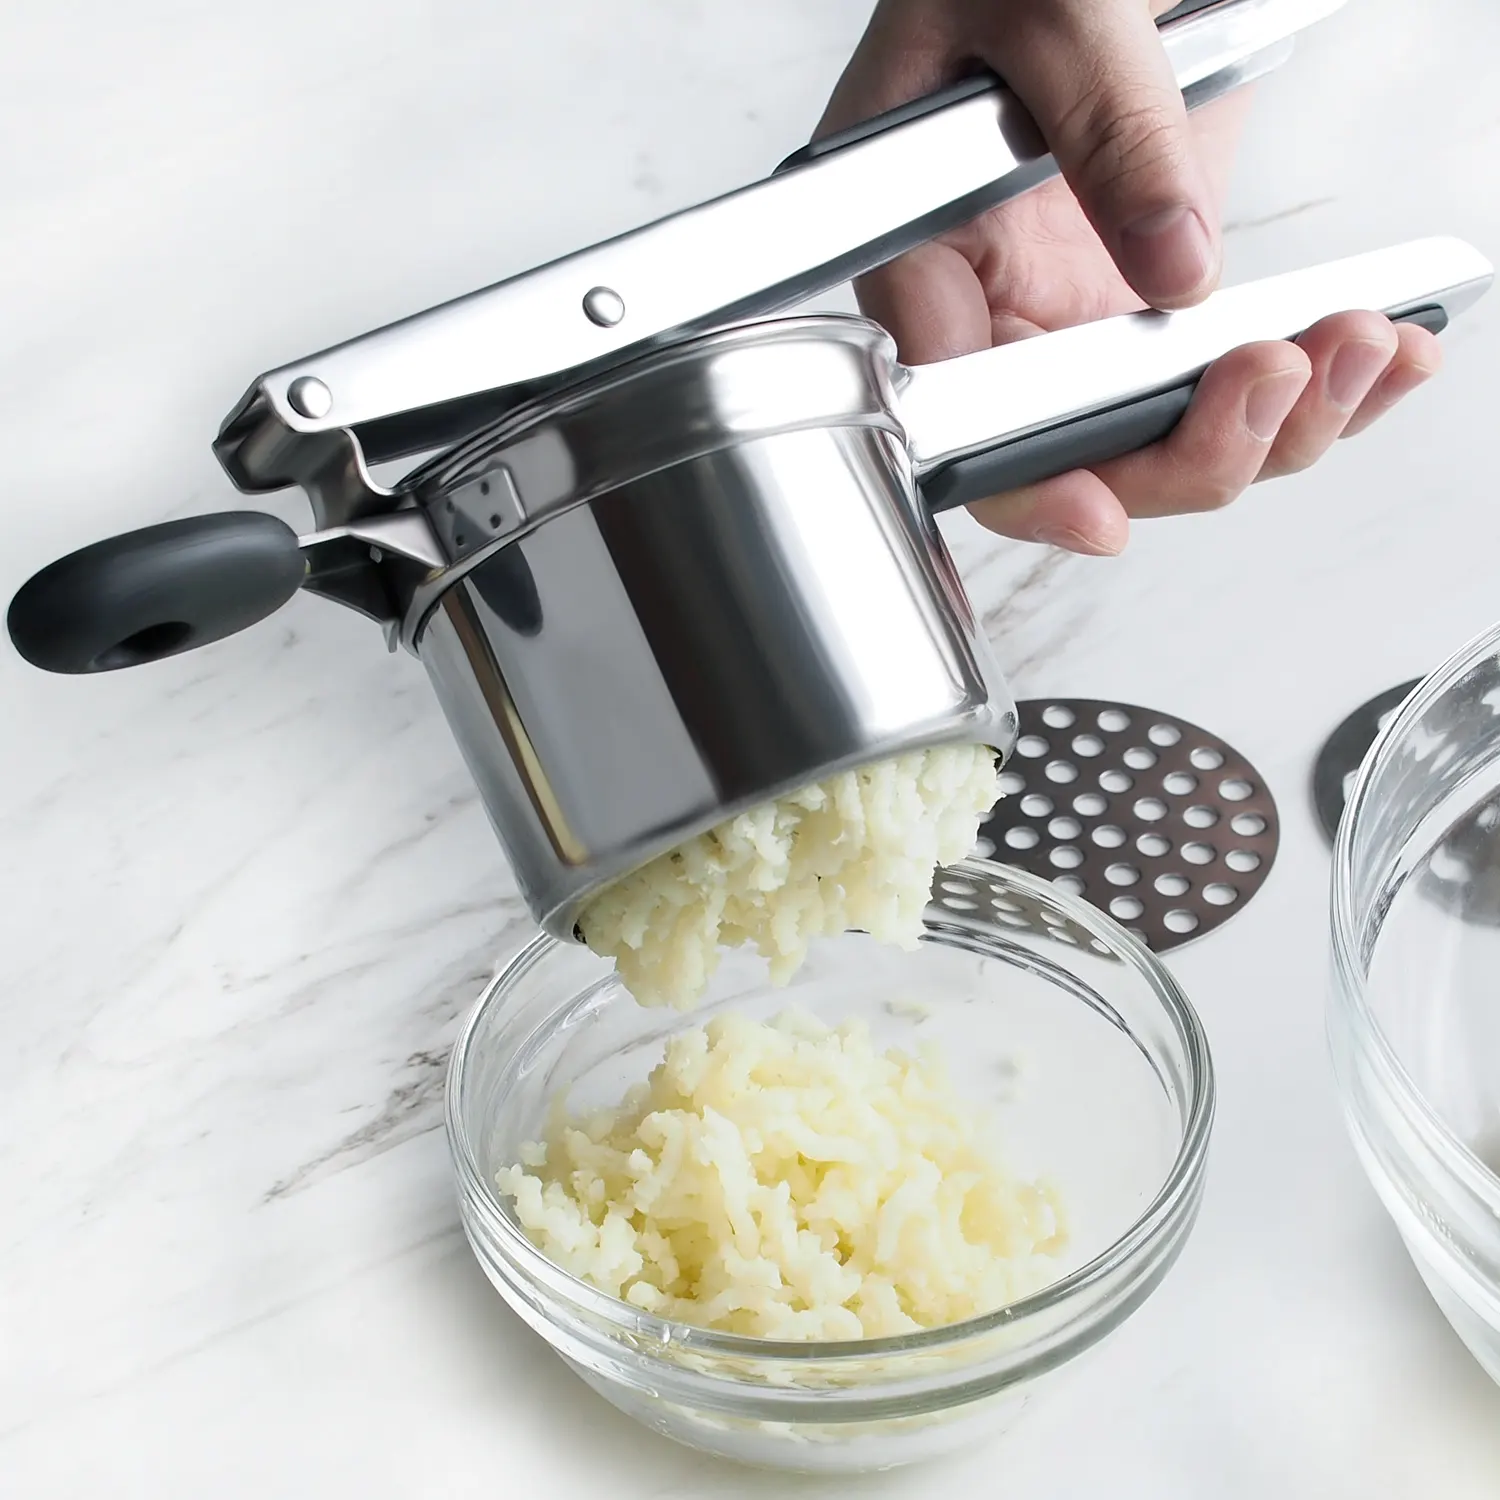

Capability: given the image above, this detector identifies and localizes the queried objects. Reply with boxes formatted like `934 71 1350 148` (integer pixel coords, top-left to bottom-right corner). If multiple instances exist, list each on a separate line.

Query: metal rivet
582 286 626 327
287 376 333 419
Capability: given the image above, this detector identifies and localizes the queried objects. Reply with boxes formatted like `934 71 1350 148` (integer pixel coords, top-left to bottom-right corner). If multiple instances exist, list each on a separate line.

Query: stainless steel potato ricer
8 0 1493 940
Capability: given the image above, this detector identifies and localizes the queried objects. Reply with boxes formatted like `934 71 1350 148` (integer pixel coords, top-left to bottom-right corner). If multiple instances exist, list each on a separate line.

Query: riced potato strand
578 744 1001 1009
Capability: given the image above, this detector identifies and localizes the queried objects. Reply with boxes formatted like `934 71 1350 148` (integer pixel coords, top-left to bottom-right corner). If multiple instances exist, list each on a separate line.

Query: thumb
978 0 1221 309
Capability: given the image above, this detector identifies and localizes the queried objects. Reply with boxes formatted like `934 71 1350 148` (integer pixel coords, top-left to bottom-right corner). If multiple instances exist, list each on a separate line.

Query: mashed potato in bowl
498 1008 1066 1340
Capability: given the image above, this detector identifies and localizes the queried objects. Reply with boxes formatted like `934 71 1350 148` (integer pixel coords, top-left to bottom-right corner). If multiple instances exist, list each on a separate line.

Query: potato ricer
8 0 1493 940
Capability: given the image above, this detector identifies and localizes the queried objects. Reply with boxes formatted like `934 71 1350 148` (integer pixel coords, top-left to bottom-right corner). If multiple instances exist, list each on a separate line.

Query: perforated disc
1313 676 1500 925
1312 678 1422 842
976 698 1280 952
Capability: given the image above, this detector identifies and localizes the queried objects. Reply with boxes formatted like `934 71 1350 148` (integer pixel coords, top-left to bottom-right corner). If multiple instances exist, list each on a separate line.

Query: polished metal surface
582 287 626 328
900 238 1495 477
211 0 1343 526
979 700 1280 953
287 376 332 419
416 417 1015 939
298 511 447 633
402 316 901 605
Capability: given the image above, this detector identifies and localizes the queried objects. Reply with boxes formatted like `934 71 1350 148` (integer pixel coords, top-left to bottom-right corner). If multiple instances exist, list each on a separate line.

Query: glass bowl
1331 623 1500 1386
446 859 1213 1472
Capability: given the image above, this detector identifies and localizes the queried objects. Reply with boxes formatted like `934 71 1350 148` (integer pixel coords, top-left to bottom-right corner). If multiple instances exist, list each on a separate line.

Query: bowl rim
444 858 1215 1361
1331 615 1500 1200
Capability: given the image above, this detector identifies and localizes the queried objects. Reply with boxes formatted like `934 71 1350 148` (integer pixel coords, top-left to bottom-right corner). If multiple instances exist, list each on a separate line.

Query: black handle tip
8 512 306 675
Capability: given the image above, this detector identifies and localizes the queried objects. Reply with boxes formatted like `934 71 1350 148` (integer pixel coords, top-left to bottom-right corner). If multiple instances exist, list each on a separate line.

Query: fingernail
1244 368 1309 442
1326 338 1393 411
1118 206 1215 307
1033 525 1121 557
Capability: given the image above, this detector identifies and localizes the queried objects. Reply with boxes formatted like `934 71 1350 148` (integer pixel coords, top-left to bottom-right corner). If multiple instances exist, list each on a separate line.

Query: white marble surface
3 1 1500 1494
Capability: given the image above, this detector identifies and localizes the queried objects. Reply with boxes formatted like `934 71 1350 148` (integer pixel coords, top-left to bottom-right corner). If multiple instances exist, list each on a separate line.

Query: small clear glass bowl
1331 622 1500 1386
446 860 1213 1472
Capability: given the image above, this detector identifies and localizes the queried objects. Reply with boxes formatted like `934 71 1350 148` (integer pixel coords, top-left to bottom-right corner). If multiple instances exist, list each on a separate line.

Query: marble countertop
4 1 1500 1494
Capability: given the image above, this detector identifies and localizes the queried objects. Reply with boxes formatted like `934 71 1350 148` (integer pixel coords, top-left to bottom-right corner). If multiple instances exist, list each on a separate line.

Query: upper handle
214 0 1346 527
903 237 1494 512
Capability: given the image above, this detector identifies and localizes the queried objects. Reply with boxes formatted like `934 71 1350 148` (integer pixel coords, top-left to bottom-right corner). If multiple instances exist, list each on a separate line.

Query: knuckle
1060 78 1187 196
1182 478 1243 514
1263 431 1323 477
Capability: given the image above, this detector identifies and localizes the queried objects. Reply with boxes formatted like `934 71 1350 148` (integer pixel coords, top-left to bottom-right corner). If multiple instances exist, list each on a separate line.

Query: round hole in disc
1049 816 1082 840
1098 709 1131 732
1220 778 1254 802
1164 909 1199 935
994 909 1029 928
1051 928 1079 945
1162 771 1197 796
1105 863 1141 887
1225 848 1261 873
945 896 978 910
1050 845 1084 869
1092 824 1127 848
1017 735 1048 758
1134 797 1168 822
1181 841 1215 866
1148 723 1182 747
1100 769 1133 794
993 895 1023 913
1045 760 1079 784
1073 792 1108 816
1155 872 1190 896
999 771 1025 796
1072 733 1104 757
940 877 973 895
1124 746 1157 770
972 836 996 859
1231 812 1266 837
1109 895 1144 920
1137 832 1171 857
1020 793 1053 817
1005 826 1040 850
1190 746 1224 771
1184 804 1219 829
1203 883 1238 907
1052 874 1086 896
1042 705 1075 728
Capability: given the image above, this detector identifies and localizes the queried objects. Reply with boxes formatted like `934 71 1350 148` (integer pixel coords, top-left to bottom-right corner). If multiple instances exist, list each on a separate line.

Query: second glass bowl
1331 621 1500 1387
446 860 1213 1472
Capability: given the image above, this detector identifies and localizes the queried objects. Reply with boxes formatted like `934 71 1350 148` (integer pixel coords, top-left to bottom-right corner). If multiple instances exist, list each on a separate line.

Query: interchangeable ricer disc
1311 678 1423 842
976 698 1280 952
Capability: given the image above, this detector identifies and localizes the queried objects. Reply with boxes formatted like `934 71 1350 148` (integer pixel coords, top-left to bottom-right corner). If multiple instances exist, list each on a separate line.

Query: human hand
820 0 1441 553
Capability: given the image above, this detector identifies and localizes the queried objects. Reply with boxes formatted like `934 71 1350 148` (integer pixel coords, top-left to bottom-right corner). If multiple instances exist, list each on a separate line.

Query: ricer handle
902 237 1493 512
215 0 1342 526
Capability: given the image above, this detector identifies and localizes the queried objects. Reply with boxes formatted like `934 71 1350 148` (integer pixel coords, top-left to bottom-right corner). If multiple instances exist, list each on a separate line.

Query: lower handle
901 238 1490 513
922 306 1448 512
